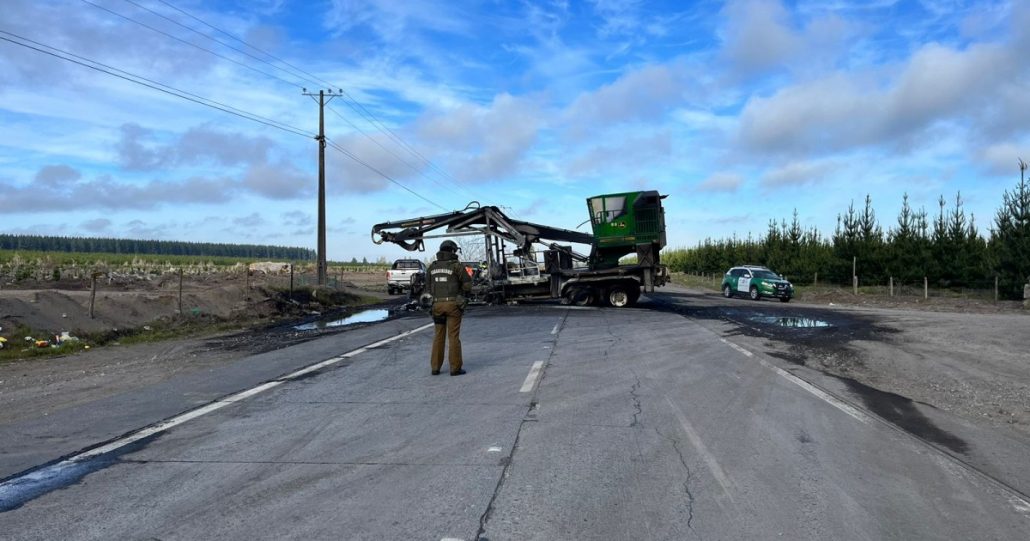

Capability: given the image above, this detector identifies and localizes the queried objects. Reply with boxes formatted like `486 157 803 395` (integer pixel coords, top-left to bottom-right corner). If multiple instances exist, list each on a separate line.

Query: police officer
428 240 472 375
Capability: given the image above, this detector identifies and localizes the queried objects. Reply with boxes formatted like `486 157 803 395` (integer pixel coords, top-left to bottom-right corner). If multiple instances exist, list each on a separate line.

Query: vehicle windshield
392 260 421 270
752 270 780 279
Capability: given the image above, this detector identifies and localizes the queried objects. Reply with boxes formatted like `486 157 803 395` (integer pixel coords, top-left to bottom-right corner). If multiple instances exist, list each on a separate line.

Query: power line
80 0 304 89
325 138 447 211
120 0 315 87
0 31 314 138
147 0 478 202
325 104 476 202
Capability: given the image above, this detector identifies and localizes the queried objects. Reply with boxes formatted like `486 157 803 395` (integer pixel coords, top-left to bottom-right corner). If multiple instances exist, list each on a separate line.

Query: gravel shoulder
655 282 1030 439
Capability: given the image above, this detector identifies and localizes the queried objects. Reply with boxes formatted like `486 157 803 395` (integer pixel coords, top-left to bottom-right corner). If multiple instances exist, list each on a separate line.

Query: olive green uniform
428 250 472 374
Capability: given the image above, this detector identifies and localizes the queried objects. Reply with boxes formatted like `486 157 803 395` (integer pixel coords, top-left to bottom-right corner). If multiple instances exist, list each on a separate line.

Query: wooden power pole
303 88 344 286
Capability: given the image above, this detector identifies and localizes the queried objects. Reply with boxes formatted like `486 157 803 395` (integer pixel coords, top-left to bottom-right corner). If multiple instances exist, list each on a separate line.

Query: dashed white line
0 322 435 491
551 319 562 335
520 361 545 393
718 337 870 424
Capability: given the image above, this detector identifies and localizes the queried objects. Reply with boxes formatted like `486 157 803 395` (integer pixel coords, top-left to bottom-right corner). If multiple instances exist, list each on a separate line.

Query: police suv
721 265 794 302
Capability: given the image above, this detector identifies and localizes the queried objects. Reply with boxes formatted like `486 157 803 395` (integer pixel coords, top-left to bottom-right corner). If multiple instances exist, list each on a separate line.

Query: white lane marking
0 323 435 490
441 538 464 541
664 396 735 500
488 446 502 453
1008 495 1030 517
520 361 545 393
719 338 870 424
551 319 562 335
221 381 283 403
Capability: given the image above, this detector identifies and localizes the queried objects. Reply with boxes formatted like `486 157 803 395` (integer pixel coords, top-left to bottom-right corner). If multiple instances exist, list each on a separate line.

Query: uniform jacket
427 251 472 300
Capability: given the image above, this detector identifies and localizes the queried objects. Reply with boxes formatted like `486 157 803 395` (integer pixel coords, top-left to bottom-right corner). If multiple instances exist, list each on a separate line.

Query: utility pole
303 88 344 286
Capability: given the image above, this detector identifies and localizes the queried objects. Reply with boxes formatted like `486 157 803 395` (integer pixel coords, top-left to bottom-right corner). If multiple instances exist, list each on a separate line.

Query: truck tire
723 285 733 298
566 287 595 306
779 296 791 303
606 285 631 307
387 286 396 295
749 285 760 300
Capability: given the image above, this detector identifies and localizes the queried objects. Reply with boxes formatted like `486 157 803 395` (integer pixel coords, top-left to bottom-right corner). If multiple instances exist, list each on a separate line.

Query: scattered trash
61 313 67 318
0 337 7 349
24 336 34 342
143 326 153 331
84 345 90 350
53 332 80 345
34 340 50 348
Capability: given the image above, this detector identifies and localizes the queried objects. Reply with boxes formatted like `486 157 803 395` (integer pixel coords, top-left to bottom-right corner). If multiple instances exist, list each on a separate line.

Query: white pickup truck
386 258 426 295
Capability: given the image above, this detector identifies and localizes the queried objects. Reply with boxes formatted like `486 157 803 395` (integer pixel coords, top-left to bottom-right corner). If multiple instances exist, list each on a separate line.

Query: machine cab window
588 195 628 225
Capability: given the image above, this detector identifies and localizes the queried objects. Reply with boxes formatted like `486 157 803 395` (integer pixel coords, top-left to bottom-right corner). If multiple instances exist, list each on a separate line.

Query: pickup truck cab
387 259 426 295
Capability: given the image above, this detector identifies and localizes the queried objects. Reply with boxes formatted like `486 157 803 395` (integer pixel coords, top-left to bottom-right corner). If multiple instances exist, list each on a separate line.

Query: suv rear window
392 260 422 270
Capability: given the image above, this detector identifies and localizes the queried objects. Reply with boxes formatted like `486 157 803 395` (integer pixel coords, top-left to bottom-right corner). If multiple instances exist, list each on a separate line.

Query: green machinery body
586 190 667 269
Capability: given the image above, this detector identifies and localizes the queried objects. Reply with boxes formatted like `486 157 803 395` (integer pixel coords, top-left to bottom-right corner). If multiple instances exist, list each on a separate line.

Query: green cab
721 265 794 302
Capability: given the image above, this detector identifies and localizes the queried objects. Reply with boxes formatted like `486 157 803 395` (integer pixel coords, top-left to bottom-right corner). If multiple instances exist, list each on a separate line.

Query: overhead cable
0 31 314 138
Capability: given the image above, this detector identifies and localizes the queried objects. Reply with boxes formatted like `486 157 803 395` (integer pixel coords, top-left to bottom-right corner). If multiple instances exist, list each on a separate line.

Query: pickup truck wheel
749 286 760 300
606 285 630 308
387 286 396 295
779 296 791 303
722 285 733 298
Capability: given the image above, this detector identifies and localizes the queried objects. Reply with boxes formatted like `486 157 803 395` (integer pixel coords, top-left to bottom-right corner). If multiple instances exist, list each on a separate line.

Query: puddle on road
294 309 389 331
750 316 831 328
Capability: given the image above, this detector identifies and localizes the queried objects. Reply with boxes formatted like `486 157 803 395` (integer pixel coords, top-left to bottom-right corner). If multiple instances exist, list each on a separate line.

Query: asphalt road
1 293 1029 540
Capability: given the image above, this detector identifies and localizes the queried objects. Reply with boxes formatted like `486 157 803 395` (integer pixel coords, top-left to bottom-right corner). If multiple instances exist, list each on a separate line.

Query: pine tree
991 159 1030 298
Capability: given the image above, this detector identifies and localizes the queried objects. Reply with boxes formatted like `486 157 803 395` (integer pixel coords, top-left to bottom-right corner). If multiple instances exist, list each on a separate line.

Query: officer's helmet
440 240 459 253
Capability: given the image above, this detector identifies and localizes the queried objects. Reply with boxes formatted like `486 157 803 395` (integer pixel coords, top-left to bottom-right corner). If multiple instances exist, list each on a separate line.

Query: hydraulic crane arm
370 203 594 257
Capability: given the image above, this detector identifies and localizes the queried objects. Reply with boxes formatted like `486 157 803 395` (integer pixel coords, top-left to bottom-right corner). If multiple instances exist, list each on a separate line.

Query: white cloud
564 131 672 177
720 0 800 76
416 93 542 182
761 160 835 188
978 143 1030 176
697 172 743 192
736 36 1022 155
564 64 688 138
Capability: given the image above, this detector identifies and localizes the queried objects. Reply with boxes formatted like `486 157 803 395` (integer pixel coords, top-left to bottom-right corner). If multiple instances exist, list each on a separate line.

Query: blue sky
1 0 1028 262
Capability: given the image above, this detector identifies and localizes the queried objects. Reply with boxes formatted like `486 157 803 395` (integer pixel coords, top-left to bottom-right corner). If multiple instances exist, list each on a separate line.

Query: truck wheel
749 286 760 300
779 296 791 303
606 285 630 308
567 287 594 306
387 286 396 295
722 285 733 298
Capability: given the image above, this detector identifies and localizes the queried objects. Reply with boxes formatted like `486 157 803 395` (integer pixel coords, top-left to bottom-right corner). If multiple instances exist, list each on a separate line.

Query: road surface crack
654 425 698 532
629 371 643 428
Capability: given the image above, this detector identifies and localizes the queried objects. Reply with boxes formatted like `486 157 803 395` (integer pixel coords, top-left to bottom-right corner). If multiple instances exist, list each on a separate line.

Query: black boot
450 369 466 376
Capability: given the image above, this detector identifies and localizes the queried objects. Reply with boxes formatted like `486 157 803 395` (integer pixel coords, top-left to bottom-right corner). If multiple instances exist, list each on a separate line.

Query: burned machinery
370 191 669 307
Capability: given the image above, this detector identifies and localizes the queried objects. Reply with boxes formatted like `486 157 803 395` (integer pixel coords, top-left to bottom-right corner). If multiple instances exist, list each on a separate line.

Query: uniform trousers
430 300 463 373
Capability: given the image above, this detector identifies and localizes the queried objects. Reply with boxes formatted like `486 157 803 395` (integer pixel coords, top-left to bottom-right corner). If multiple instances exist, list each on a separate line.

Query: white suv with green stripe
721 265 794 302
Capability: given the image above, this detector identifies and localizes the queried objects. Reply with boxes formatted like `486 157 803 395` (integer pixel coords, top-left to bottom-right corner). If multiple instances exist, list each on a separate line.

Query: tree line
0 234 315 261
663 162 1030 299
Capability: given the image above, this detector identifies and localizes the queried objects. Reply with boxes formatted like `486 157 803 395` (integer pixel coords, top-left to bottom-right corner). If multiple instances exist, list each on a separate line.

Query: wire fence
684 272 1028 305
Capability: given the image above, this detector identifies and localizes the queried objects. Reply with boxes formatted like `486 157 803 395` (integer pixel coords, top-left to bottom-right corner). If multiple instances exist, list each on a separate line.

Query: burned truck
370 190 669 307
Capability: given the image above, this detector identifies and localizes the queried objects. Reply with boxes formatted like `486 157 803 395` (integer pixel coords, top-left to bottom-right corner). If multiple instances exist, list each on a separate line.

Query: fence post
924 276 928 300
178 268 183 314
994 276 998 302
290 263 294 301
889 276 893 297
814 272 818 286
89 272 98 319
853 275 858 295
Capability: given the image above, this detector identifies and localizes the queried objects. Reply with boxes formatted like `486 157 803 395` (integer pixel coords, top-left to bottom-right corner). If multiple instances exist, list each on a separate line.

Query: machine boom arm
371 203 595 258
